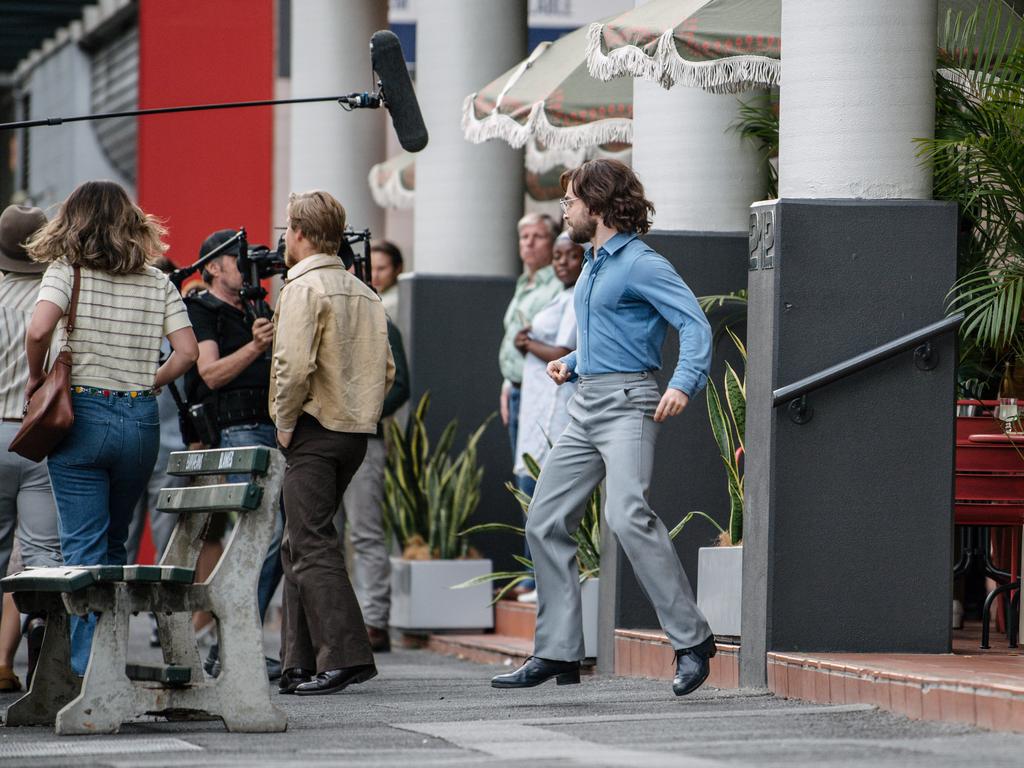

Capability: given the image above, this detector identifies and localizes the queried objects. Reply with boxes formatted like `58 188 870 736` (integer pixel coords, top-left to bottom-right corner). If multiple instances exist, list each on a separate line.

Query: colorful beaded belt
72 386 155 398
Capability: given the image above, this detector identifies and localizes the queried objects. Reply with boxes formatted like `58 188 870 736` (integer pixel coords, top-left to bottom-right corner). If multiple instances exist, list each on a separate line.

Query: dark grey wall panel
741 200 956 682
399 273 521 573
614 231 749 631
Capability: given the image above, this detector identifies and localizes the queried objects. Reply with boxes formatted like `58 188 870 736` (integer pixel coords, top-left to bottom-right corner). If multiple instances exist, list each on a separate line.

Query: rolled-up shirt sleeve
272 284 322 432
629 257 712 397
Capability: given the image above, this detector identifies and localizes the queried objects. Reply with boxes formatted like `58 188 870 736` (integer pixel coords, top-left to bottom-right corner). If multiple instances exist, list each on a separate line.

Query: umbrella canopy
369 144 632 210
586 0 780 93
463 20 633 151
587 0 1024 94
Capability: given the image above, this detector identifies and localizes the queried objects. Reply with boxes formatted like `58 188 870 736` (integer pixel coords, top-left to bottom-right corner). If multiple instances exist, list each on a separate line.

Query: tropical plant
382 392 494 560
732 93 779 198
917 4 1024 398
454 452 602 603
669 327 747 547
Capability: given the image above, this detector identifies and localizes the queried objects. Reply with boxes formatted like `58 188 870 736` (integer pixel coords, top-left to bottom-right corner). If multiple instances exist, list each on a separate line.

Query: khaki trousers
526 372 712 661
280 415 373 672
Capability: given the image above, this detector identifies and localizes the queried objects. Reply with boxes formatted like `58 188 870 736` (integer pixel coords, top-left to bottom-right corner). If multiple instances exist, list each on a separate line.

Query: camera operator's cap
0 205 47 274
199 228 240 259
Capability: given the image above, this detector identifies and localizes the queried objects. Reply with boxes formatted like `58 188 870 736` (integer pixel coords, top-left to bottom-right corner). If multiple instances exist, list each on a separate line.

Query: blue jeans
219 422 283 622
48 391 160 674
507 384 521 460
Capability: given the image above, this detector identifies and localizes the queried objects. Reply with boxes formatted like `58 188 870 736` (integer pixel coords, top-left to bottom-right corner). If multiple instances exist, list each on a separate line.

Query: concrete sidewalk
3 635 1024 767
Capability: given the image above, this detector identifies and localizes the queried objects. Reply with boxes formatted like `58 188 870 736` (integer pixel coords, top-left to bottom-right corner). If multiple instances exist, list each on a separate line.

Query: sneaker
517 589 538 604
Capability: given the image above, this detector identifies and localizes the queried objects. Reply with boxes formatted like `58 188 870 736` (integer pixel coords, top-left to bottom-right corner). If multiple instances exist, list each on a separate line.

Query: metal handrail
772 313 964 408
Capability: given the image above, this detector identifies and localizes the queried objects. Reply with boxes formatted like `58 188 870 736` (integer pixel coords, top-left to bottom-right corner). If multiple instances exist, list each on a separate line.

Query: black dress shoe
278 667 314 694
673 635 717 696
293 664 377 696
491 656 580 689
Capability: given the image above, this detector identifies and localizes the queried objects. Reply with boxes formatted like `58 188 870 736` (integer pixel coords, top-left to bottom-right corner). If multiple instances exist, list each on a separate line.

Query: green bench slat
167 447 270 477
1 565 195 593
155 482 263 514
1 567 95 593
126 663 191 685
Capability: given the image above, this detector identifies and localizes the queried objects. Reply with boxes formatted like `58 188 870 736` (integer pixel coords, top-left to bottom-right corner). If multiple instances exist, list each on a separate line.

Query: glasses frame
559 195 580 213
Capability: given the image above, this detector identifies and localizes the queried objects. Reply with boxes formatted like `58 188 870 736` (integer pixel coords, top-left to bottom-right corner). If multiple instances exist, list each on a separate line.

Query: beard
568 215 596 245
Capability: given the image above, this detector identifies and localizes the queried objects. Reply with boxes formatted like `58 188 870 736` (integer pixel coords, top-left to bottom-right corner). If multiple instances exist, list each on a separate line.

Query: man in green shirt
499 213 563 483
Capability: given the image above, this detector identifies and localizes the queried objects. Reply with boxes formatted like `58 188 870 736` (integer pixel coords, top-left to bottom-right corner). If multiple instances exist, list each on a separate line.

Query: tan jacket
270 253 395 434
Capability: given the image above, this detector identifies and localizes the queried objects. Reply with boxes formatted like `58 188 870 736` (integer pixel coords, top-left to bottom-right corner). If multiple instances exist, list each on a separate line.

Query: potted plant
672 327 746 640
383 392 496 630
455 453 602 657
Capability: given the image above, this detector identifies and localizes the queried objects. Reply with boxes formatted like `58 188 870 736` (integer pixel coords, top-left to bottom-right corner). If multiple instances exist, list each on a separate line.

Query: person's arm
630 255 712 421
382 320 410 418
271 284 321 437
155 327 199 388
196 317 274 390
522 337 572 364
24 300 64 398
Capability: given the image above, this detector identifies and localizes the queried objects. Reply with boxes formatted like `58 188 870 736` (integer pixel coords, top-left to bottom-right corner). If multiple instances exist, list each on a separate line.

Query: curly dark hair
560 159 655 235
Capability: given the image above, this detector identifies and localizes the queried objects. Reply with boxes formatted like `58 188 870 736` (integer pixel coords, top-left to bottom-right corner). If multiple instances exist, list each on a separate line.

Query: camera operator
184 228 283 678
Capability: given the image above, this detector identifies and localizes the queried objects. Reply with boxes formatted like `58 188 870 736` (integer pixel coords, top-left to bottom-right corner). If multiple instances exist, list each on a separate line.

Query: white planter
696 545 743 639
389 557 494 630
581 577 599 658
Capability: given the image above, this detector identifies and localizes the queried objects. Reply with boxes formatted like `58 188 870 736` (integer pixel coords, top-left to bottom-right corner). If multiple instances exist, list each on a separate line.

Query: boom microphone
370 30 429 153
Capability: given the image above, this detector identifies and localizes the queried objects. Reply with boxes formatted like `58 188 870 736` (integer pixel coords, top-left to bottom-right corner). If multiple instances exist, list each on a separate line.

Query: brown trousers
280 414 373 672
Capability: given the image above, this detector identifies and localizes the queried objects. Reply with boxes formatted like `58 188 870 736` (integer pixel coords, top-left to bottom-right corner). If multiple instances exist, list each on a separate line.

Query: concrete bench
1 446 286 735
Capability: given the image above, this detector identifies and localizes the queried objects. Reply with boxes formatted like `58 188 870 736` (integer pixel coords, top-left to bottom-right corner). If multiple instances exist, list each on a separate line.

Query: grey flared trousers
525 371 712 661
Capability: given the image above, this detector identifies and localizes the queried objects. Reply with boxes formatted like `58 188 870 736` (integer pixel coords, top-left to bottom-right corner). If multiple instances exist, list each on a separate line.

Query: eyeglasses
559 196 580 213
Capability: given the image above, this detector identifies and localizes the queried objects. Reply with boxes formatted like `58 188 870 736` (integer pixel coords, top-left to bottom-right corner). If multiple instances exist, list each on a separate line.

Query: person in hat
0 205 63 692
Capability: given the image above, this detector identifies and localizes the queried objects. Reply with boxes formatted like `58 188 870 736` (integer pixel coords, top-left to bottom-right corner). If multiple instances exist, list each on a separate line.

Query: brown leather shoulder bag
8 265 80 462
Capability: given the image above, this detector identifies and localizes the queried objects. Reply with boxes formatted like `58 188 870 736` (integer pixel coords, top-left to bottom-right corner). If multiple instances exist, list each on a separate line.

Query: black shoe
490 656 580 689
367 626 391 653
278 667 314 694
673 635 717 696
293 664 377 696
24 615 46 687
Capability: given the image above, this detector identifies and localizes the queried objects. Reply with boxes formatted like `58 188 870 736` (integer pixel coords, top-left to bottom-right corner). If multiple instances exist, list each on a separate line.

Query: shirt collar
517 264 556 288
286 253 343 281
585 231 638 262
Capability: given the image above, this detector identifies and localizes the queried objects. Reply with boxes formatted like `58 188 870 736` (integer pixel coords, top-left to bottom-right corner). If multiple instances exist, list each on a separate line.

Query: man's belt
211 388 270 427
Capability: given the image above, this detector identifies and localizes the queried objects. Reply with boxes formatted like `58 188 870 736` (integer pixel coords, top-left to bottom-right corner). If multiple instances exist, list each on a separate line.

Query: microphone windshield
370 30 428 153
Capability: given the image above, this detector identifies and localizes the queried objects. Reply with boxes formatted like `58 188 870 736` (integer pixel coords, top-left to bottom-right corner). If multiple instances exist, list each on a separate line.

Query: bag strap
65 265 81 335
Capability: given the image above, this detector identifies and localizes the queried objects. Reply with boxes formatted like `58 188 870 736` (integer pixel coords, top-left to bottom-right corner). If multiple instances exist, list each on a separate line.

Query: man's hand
654 388 689 423
499 384 510 427
251 317 274 352
513 327 531 355
547 360 570 385
276 430 292 449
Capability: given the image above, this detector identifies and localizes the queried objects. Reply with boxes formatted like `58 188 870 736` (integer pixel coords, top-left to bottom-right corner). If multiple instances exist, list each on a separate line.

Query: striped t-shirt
37 261 191 391
0 272 44 419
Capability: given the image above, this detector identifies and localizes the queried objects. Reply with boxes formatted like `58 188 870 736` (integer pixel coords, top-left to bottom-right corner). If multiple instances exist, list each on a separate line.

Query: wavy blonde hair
27 180 167 274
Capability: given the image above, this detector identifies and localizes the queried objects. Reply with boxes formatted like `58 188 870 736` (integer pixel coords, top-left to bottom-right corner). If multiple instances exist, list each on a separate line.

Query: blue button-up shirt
560 232 711 397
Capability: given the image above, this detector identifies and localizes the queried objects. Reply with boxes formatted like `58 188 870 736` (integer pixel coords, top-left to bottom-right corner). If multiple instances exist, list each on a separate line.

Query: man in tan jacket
271 190 395 696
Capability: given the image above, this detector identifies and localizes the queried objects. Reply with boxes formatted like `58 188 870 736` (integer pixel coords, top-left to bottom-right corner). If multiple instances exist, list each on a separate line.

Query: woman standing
24 180 198 674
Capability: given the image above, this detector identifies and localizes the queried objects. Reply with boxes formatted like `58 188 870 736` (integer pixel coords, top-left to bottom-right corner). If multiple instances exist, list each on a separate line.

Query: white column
413 0 527 275
632 79 767 232
779 0 936 199
290 0 387 234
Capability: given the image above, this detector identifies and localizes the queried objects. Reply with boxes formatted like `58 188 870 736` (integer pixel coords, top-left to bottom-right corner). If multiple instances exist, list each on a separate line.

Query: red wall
137 0 274 269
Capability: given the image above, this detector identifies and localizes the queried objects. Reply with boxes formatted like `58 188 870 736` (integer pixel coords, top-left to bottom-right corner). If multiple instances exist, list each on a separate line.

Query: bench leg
55 595 133 735
211 607 286 733
156 612 204 679
3 608 80 727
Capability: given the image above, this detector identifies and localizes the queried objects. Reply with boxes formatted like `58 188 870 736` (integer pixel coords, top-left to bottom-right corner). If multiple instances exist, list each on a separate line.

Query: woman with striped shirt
24 180 199 674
